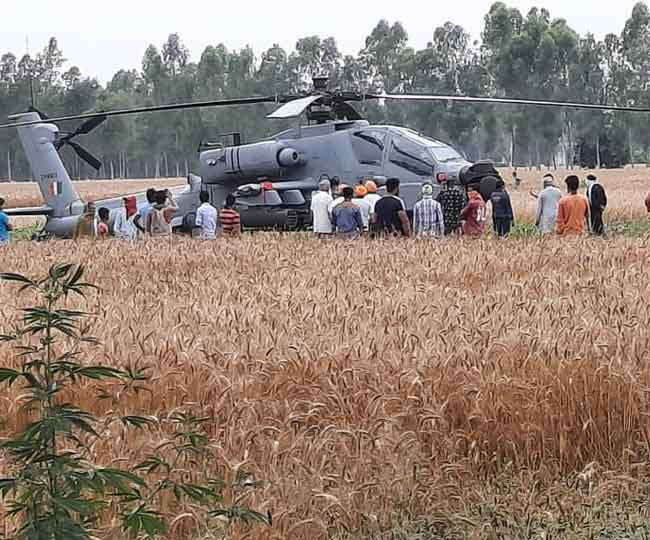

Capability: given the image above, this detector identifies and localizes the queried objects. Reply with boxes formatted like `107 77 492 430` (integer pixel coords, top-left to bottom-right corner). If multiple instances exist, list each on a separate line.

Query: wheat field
2 170 650 538
2 225 650 538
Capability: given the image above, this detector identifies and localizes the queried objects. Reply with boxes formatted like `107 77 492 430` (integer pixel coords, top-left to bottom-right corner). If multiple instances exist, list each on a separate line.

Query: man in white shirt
311 178 333 236
113 196 138 240
363 180 382 225
195 191 218 239
353 184 371 230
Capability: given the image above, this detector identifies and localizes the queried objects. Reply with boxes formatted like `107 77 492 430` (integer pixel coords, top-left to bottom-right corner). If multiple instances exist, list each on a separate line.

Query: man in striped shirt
219 194 241 235
413 183 444 237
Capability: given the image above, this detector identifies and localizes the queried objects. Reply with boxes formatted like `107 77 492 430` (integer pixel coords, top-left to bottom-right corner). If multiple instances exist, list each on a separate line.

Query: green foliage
0 263 269 539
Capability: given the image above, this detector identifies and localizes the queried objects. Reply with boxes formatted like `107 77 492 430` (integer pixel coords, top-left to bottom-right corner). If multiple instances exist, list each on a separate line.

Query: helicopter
2 75 649 239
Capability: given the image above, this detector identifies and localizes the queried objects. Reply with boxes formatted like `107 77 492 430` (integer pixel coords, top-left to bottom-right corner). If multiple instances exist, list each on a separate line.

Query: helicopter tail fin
8 111 83 217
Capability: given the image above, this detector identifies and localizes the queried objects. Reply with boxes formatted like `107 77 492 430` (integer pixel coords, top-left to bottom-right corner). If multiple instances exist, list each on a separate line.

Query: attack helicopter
2 75 649 239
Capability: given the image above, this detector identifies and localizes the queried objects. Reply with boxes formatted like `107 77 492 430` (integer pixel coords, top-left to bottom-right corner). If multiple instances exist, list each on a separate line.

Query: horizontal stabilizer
5 206 53 217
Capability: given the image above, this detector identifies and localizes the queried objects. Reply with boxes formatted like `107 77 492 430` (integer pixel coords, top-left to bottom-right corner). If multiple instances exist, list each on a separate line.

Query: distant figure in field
436 177 466 235
535 175 562 234
147 189 177 237
490 179 514 237
74 202 96 240
413 183 444 237
586 174 608 235
460 184 487 237
97 207 111 240
194 191 218 239
373 177 411 237
219 194 241 235
512 169 522 190
332 186 364 238
0 197 13 246
134 188 156 235
556 175 589 236
311 178 333 236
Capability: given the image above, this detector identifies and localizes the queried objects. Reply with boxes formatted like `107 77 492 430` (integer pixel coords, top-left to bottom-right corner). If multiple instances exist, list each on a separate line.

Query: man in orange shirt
556 175 589 236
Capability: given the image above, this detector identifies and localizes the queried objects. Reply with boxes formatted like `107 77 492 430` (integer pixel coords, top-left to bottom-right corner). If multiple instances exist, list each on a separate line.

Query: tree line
2 1 650 181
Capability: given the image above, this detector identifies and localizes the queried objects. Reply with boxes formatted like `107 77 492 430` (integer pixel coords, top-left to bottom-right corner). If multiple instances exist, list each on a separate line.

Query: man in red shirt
219 194 241 235
556 175 589 236
460 184 487 237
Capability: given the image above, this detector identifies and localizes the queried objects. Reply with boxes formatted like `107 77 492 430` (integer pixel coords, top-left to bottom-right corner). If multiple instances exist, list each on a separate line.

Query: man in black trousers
586 174 607 235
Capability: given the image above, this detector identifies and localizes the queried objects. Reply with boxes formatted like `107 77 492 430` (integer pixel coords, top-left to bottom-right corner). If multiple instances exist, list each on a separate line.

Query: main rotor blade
267 95 323 119
369 93 650 113
74 115 107 136
68 141 103 171
0 96 279 129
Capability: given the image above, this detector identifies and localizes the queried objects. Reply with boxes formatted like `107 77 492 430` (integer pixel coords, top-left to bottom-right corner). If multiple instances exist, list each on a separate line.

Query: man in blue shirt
332 186 364 238
0 197 13 245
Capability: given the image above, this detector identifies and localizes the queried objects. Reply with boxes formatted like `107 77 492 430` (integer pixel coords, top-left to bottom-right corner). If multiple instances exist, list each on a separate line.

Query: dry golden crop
2 169 650 537
2 226 650 538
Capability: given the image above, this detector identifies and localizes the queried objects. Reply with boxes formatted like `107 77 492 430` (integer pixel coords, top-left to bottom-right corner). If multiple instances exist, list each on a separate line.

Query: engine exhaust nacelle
200 141 305 182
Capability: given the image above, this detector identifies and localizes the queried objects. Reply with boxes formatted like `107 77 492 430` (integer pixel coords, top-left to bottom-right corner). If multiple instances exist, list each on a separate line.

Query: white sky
2 0 642 84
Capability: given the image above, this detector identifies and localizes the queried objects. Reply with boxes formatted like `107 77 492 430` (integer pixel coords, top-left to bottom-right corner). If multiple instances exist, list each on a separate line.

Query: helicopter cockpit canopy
395 129 465 163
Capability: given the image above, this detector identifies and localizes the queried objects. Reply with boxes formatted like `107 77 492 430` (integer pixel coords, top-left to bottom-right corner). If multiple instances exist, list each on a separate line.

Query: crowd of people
311 172 611 239
0 171 626 246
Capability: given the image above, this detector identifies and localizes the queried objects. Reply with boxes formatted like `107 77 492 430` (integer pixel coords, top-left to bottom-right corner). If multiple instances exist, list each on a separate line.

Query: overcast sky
2 0 642 84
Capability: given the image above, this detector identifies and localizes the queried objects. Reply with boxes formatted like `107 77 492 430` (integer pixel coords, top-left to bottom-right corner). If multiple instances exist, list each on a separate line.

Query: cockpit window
396 129 463 163
351 130 386 165
389 136 435 176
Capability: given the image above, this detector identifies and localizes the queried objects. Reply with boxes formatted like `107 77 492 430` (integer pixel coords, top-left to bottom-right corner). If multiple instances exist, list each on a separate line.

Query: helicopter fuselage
197 120 471 226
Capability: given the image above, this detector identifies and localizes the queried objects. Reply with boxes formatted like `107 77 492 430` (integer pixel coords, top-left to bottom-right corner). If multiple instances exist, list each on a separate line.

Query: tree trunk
7 151 11 181
628 127 633 167
155 159 160 178
185 160 189 176
510 125 516 167
596 135 601 169
176 162 180 177
110 162 115 180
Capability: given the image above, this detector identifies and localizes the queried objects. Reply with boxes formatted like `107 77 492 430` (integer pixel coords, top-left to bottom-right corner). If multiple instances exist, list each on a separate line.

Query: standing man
219 194 241 235
460 184 487 237
134 188 157 235
413 183 444 237
373 177 411 237
311 178 333 236
0 197 13 246
535 175 562 234
363 180 382 227
556 175 589 236
195 191 218 239
586 174 607 235
146 190 178 237
436 178 466 236
114 196 138 240
490 179 514 237
74 202 97 240
332 186 364 237
353 184 371 231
